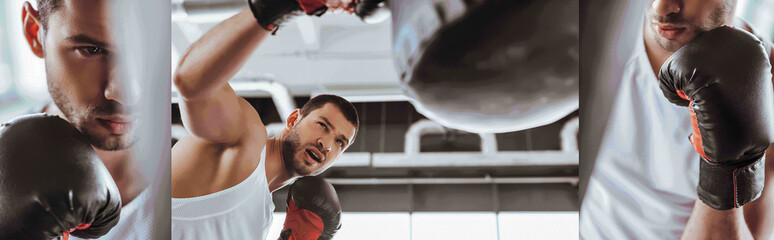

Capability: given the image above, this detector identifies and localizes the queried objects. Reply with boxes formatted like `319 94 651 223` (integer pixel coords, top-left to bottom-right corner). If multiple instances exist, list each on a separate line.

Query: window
268 211 578 240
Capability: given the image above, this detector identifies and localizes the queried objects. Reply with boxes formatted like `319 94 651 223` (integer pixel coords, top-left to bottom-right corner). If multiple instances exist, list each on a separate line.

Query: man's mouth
655 23 686 39
96 116 134 134
305 148 324 164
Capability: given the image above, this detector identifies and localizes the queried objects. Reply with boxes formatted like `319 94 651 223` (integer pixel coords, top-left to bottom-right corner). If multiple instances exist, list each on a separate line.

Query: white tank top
171 148 275 240
580 19 773 239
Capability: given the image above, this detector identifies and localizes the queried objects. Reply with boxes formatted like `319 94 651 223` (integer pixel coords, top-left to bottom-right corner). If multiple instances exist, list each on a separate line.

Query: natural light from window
267 211 578 240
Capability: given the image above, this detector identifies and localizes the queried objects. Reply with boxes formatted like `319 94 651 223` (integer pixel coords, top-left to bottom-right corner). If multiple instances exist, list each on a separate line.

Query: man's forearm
682 145 773 240
744 144 774 239
682 200 753 240
173 8 269 101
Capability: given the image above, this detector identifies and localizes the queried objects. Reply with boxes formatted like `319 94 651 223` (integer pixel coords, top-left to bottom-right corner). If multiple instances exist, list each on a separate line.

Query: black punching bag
391 0 579 133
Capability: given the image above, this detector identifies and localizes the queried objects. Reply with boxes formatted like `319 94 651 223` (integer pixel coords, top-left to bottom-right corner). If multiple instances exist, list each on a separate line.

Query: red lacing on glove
283 197 324 240
61 223 91 240
676 90 710 161
297 0 327 15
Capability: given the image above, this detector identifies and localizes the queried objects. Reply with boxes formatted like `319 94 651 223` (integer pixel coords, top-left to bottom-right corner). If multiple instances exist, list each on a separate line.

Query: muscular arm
681 24 774 240
171 8 271 198
743 144 774 240
681 154 773 240
173 8 269 145
682 201 754 240
742 48 774 240
681 52 774 240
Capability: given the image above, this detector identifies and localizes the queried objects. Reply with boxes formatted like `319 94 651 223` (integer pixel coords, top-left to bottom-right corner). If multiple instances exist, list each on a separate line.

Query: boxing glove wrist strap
697 155 765 210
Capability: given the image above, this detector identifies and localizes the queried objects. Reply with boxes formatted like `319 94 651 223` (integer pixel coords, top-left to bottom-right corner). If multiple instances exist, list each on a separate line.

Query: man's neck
264 131 296 192
43 102 145 204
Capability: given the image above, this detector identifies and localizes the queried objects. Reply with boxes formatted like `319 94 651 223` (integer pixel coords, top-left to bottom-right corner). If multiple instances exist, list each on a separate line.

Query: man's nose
652 0 681 17
317 138 332 153
104 64 140 107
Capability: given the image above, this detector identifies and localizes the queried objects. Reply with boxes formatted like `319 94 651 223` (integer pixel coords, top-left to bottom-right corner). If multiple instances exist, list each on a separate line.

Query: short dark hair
36 0 64 30
299 94 359 132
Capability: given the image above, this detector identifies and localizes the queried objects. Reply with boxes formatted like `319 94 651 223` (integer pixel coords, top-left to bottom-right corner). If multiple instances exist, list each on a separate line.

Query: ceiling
171 0 401 97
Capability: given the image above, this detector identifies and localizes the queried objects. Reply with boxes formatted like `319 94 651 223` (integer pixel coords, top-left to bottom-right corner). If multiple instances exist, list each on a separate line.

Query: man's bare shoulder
170 124 267 197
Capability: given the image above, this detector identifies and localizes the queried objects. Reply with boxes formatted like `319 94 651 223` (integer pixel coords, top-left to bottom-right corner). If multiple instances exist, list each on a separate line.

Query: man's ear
22 1 44 58
285 109 301 129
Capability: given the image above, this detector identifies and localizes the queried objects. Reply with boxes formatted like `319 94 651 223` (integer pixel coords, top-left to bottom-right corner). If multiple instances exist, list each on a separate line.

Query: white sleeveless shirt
172 148 275 240
580 20 772 239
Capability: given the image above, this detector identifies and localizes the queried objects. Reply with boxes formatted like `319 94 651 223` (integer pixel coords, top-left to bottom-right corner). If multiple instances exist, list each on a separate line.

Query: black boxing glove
278 176 341 240
354 0 389 23
658 26 774 210
247 0 329 32
0 114 122 240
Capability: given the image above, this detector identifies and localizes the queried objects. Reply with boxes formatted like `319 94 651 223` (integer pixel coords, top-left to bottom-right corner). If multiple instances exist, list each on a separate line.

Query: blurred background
0 0 49 119
168 0 579 240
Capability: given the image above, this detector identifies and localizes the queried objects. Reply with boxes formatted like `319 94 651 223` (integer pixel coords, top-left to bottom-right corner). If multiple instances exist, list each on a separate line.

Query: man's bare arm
682 201 754 240
173 8 269 145
683 152 774 240
681 53 774 240
680 23 774 240
742 144 774 240
741 46 774 240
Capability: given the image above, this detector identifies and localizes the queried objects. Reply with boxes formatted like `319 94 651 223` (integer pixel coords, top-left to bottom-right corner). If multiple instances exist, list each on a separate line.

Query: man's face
646 0 734 52
282 103 357 176
37 0 136 150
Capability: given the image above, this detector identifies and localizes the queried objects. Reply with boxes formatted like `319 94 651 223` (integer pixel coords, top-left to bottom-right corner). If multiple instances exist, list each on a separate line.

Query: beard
47 71 137 151
281 126 317 176
647 3 729 52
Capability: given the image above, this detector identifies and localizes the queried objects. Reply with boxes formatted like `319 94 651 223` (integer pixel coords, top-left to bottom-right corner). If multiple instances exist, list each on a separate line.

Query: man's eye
337 140 344 147
318 122 327 130
76 46 106 56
